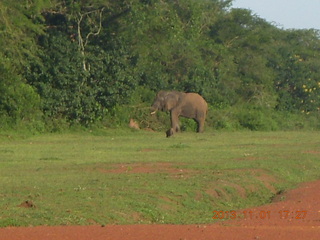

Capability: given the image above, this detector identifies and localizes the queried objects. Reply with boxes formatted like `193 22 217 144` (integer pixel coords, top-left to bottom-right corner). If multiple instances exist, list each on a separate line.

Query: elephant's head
150 91 181 115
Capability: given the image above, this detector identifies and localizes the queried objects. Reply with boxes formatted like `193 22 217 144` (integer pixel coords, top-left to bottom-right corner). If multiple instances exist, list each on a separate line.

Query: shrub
235 105 279 131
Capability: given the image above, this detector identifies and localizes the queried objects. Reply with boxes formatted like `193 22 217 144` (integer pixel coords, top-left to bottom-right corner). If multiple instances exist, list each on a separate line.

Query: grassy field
0 130 319 227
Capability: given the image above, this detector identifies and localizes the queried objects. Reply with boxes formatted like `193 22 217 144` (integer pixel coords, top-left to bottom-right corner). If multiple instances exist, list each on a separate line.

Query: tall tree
0 0 49 126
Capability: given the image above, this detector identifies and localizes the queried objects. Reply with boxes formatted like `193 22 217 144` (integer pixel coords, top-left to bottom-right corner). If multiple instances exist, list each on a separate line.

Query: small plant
169 143 190 149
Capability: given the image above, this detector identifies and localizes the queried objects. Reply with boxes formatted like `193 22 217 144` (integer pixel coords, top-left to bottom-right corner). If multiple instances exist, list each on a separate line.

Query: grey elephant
151 90 208 137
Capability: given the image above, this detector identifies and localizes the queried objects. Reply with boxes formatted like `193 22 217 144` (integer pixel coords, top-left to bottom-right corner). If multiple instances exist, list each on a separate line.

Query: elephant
151 90 208 137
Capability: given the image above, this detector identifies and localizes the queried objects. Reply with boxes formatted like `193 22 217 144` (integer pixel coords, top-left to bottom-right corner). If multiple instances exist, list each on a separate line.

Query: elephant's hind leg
195 118 205 133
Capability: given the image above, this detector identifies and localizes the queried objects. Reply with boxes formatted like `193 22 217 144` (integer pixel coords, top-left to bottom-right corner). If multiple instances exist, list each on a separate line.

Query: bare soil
98 162 195 176
1 180 319 240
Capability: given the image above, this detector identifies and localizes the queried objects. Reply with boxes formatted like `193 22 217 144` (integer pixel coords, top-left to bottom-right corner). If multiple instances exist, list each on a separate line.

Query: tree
27 0 136 125
272 29 320 113
0 0 48 126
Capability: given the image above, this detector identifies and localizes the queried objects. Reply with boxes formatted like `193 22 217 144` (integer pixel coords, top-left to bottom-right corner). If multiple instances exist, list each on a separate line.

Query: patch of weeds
223 186 237 195
139 208 165 223
0 218 21 227
0 149 14 153
169 143 190 149
39 157 63 161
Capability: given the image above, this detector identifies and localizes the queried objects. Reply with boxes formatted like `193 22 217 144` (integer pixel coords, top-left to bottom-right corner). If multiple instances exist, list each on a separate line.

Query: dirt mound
1 180 319 240
18 200 36 209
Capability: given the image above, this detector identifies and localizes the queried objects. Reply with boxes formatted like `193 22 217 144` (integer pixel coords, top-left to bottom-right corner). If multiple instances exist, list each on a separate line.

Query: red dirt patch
99 162 194 176
304 150 320 155
1 180 319 240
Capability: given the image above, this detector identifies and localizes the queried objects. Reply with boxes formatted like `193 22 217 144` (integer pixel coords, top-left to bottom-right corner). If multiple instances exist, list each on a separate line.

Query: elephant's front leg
166 128 174 137
167 110 180 137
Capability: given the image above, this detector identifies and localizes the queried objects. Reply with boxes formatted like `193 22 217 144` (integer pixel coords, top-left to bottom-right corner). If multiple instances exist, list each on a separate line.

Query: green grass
0 130 319 226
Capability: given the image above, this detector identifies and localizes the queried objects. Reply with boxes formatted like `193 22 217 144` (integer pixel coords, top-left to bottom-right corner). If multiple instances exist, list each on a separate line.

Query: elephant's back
186 93 207 109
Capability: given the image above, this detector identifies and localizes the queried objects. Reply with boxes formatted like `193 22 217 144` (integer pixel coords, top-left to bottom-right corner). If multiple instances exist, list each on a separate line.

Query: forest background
1 0 319 133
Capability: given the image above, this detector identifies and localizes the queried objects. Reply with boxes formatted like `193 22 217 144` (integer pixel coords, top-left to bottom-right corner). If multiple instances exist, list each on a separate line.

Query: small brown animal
129 118 140 130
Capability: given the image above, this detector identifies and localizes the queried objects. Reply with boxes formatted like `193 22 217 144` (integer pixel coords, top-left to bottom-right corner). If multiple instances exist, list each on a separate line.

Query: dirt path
1 180 319 240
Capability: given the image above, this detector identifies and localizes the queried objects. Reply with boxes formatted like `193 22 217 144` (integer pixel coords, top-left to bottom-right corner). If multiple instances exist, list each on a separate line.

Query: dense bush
1 0 319 131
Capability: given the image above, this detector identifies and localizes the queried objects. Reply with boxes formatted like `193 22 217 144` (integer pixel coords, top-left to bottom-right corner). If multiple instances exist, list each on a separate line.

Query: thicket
1 0 319 132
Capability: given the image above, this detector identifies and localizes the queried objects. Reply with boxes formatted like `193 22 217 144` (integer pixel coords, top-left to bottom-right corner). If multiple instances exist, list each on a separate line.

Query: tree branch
77 8 105 72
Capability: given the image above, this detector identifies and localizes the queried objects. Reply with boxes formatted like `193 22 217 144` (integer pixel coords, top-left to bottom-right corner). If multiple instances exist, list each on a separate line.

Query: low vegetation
0 130 319 226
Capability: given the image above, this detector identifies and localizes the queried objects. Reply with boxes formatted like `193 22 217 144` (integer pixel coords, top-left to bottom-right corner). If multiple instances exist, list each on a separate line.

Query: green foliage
0 54 41 129
0 0 47 129
272 30 320 113
27 31 98 125
207 104 320 131
235 105 278 131
0 0 319 130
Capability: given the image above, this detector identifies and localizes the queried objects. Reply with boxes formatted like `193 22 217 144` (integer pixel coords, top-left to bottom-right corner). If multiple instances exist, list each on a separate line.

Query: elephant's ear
164 94 178 111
